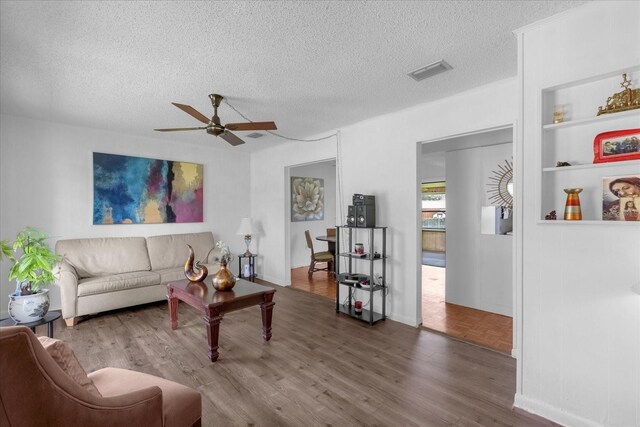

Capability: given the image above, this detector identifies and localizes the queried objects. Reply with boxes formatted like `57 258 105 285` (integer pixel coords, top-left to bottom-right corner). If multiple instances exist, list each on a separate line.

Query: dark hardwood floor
48 282 554 427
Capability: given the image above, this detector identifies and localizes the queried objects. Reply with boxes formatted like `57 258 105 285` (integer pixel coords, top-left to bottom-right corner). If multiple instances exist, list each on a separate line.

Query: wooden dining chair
304 230 334 278
326 228 336 237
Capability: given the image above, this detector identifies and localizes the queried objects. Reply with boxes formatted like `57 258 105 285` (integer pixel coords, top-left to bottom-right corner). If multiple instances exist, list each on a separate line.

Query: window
422 181 446 229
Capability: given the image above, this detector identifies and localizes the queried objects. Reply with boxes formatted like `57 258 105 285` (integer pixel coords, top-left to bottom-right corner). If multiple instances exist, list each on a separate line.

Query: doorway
419 127 514 353
287 159 337 299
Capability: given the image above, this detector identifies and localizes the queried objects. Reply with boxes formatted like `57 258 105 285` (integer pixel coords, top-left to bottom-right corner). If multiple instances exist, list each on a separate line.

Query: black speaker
356 204 376 227
347 205 356 226
353 194 375 206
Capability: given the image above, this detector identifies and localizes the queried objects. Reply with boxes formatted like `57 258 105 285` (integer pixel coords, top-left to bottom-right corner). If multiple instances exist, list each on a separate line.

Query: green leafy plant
0 240 11 260
3 227 61 295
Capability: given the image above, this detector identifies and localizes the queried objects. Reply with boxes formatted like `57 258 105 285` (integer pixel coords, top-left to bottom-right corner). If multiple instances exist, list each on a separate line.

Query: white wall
514 2 640 426
289 161 336 268
250 140 337 286
445 143 512 316
251 78 516 325
421 152 445 182
0 114 251 317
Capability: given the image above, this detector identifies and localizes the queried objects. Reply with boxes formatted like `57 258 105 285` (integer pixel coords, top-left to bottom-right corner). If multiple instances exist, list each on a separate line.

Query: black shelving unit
335 225 387 325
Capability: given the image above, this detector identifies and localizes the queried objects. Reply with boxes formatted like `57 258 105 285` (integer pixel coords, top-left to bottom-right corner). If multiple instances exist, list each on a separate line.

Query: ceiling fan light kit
154 93 277 146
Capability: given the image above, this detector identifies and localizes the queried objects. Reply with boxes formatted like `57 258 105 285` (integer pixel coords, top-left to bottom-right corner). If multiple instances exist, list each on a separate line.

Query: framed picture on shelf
593 129 640 164
602 175 640 221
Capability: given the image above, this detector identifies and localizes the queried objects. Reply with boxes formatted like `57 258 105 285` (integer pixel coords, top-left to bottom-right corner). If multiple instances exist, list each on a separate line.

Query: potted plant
1 227 61 323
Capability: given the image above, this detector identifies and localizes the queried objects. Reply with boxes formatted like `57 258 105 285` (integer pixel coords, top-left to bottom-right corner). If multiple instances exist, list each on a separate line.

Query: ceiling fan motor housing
206 125 224 136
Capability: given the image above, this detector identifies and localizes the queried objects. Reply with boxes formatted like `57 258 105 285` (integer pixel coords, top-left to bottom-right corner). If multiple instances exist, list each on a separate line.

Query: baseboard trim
514 393 602 427
388 312 420 327
259 275 286 287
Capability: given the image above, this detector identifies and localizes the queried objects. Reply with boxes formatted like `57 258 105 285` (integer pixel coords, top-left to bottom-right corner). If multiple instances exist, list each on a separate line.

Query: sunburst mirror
487 158 514 209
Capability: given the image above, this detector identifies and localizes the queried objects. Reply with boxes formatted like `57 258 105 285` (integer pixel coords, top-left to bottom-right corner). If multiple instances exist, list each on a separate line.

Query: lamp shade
236 218 253 235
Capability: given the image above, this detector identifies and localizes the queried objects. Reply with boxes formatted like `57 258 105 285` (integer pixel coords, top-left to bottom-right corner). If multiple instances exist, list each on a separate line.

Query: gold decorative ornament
553 105 564 124
211 240 236 291
184 244 208 282
597 73 640 116
212 261 236 291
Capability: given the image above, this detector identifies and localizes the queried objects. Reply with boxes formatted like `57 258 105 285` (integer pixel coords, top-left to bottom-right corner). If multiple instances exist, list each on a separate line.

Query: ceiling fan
154 94 277 146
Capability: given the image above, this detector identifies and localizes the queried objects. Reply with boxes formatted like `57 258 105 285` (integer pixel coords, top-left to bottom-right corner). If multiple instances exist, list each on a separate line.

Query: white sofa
55 232 221 326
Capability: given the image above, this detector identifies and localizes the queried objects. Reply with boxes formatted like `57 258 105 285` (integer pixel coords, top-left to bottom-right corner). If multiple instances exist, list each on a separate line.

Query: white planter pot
8 289 50 323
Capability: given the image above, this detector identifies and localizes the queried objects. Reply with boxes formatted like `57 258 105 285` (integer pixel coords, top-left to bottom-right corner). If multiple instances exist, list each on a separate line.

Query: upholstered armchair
0 326 201 427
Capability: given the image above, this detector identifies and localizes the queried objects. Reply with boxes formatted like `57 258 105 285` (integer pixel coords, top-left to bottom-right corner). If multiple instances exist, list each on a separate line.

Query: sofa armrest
88 386 164 426
54 260 79 319
89 367 201 427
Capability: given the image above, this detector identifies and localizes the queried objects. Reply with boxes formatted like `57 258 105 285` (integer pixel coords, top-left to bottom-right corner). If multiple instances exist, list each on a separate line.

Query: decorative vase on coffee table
563 188 583 220
212 261 236 291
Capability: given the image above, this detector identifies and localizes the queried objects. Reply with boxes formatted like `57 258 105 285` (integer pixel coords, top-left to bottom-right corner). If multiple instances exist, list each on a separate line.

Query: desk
167 279 275 362
0 310 61 338
315 235 336 255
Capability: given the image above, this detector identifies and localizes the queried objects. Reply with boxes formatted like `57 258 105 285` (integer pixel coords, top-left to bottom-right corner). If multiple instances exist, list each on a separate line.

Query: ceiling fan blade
154 127 208 132
220 130 246 146
225 121 277 131
171 103 211 124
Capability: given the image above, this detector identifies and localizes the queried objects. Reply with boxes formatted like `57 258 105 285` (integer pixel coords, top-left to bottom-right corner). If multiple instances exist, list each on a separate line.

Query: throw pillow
37 336 101 397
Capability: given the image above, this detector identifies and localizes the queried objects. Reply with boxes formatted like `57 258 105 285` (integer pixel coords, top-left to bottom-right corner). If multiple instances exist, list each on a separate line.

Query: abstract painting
291 176 324 221
93 152 203 224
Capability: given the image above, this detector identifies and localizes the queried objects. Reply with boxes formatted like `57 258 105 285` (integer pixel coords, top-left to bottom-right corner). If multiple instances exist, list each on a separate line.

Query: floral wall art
291 176 324 222
93 152 203 224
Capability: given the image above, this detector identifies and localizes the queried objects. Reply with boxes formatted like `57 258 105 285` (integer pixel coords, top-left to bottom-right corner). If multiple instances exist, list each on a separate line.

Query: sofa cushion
89 367 201 427
37 336 102 397
156 267 186 285
78 271 160 297
156 264 221 285
56 237 151 279
146 232 215 271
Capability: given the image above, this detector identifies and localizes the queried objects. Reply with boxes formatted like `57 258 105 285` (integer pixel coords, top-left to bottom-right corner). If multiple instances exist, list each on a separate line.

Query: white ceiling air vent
246 132 264 138
407 60 452 82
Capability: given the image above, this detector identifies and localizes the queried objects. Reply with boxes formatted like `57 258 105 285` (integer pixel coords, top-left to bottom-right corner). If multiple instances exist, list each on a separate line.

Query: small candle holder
354 300 363 314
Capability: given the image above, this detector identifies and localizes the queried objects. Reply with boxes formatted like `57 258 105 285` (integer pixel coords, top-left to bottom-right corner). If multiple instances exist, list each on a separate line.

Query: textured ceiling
0 1 585 152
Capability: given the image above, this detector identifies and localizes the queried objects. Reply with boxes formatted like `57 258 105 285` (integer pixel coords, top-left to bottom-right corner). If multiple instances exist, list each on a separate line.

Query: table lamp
236 218 253 257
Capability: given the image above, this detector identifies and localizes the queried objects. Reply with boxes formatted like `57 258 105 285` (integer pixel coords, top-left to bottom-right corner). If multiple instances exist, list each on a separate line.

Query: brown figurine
184 244 208 282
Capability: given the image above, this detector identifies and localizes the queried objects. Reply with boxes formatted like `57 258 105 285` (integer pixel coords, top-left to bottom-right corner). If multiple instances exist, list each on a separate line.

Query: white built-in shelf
542 109 640 131
537 220 640 225
542 160 640 172
539 68 640 223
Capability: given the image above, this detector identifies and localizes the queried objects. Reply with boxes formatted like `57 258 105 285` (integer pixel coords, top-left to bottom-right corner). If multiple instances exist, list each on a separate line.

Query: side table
0 310 61 338
237 254 257 282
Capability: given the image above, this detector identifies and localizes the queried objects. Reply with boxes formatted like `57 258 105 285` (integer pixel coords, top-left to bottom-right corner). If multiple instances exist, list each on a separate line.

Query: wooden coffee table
166 278 275 362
